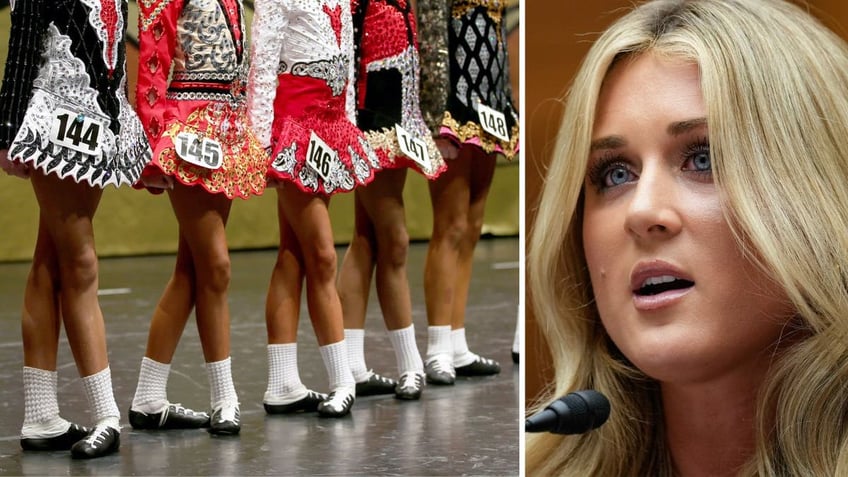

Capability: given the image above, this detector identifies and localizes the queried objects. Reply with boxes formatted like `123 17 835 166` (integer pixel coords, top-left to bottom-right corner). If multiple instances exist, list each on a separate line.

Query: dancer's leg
29 171 119 458
264 190 326 414
278 185 354 417
423 149 473 384
167 183 239 435
450 149 501 376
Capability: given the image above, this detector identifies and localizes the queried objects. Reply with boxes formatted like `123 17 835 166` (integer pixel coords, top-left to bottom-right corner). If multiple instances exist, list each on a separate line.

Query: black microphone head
555 390 610 434
525 390 610 435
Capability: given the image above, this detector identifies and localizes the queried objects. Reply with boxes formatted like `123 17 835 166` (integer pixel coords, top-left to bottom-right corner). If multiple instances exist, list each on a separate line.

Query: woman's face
582 53 795 385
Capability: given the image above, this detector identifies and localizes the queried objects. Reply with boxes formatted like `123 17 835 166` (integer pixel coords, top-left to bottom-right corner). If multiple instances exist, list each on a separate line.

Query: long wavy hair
526 0 848 475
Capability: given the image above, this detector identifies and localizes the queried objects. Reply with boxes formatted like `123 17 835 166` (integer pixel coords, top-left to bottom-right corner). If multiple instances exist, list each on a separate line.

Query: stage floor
0 238 520 476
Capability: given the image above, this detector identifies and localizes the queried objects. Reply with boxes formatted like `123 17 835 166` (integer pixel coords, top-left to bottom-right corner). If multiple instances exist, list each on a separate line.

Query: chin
614 326 721 384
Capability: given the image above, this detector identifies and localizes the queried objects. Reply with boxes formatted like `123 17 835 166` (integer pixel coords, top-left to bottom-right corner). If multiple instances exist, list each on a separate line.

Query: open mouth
634 275 695 296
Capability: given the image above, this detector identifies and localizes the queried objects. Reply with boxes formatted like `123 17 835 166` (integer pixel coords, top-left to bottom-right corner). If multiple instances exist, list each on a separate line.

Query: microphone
525 390 610 434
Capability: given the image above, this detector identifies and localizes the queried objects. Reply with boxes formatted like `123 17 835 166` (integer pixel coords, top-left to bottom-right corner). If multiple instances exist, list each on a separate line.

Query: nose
624 166 682 240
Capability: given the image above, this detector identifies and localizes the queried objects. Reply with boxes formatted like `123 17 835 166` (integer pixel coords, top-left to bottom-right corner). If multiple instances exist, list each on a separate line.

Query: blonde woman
527 0 848 475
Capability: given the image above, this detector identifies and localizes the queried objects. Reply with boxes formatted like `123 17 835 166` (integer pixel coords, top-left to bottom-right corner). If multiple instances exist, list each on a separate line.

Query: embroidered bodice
248 0 357 148
0 0 131 148
137 0 248 138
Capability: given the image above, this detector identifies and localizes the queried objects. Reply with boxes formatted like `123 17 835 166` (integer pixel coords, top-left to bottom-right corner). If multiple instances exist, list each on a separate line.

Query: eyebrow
589 135 626 152
668 117 708 136
589 117 708 152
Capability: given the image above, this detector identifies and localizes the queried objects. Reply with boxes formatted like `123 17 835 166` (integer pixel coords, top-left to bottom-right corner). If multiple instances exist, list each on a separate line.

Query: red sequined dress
0 0 151 187
248 0 380 195
351 0 446 179
136 0 269 199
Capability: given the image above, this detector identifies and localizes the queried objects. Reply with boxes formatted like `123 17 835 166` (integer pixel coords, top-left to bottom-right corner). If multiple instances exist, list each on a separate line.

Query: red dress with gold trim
248 0 380 195
136 0 269 199
351 0 446 179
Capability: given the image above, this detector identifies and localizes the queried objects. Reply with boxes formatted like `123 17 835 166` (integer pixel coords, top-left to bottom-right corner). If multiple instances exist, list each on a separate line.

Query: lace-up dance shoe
70 424 120 459
317 389 355 418
264 390 327 414
355 371 396 396
394 372 424 400
129 403 210 429
21 423 90 451
455 354 501 376
425 354 456 385
208 403 240 435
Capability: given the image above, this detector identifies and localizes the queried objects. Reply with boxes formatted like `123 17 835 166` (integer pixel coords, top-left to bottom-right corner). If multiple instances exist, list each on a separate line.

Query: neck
661 366 767 477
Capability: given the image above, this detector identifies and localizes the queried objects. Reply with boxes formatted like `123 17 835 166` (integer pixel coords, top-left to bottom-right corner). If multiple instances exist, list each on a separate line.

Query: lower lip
632 287 693 311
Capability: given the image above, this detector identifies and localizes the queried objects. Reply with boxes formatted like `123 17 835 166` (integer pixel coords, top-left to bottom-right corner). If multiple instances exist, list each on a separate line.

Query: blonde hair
527 0 848 475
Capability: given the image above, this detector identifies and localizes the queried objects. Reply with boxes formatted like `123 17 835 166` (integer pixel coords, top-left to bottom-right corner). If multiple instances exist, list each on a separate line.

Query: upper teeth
642 275 677 287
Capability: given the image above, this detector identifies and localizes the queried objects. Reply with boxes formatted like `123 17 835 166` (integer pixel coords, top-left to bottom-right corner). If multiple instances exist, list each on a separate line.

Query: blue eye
690 150 711 171
587 157 635 192
605 165 632 187
683 141 711 175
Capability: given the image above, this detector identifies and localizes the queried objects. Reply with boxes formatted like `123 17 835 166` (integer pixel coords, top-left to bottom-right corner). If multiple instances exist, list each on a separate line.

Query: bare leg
166 184 233 363
277 186 344 346
449 148 501 375
339 169 424 397
130 207 208 430
424 146 501 380
263 188 327 414
338 191 376 332
19 214 88 448
363 169 412 332
424 149 472 329
277 185 355 417
266 190 305 345
166 184 239 434
144 232 196 363
450 148 496 331
360 169 425 398
340 169 413 331
22 214 61 370
337 190 384 389
29 171 120 457
30 172 106 377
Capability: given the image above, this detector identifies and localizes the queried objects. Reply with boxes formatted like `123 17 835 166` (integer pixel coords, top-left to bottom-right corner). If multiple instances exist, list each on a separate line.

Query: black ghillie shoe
455 354 501 376
317 390 355 418
70 425 120 459
394 372 424 400
264 390 327 414
355 371 396 396
129 403 210 430
424 355 456 385
21 423 90 451
207 403 240 436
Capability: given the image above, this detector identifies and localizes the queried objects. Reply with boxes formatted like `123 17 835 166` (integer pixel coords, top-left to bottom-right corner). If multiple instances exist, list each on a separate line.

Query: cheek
582 208 627 316
582 212 615 286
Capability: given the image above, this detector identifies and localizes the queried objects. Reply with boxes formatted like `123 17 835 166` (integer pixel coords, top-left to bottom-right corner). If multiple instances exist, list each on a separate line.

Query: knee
58 248 98 291
468 214 485 240
198 255 231 294
433 214 469 249
379 225 409 269
306 243 338 284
